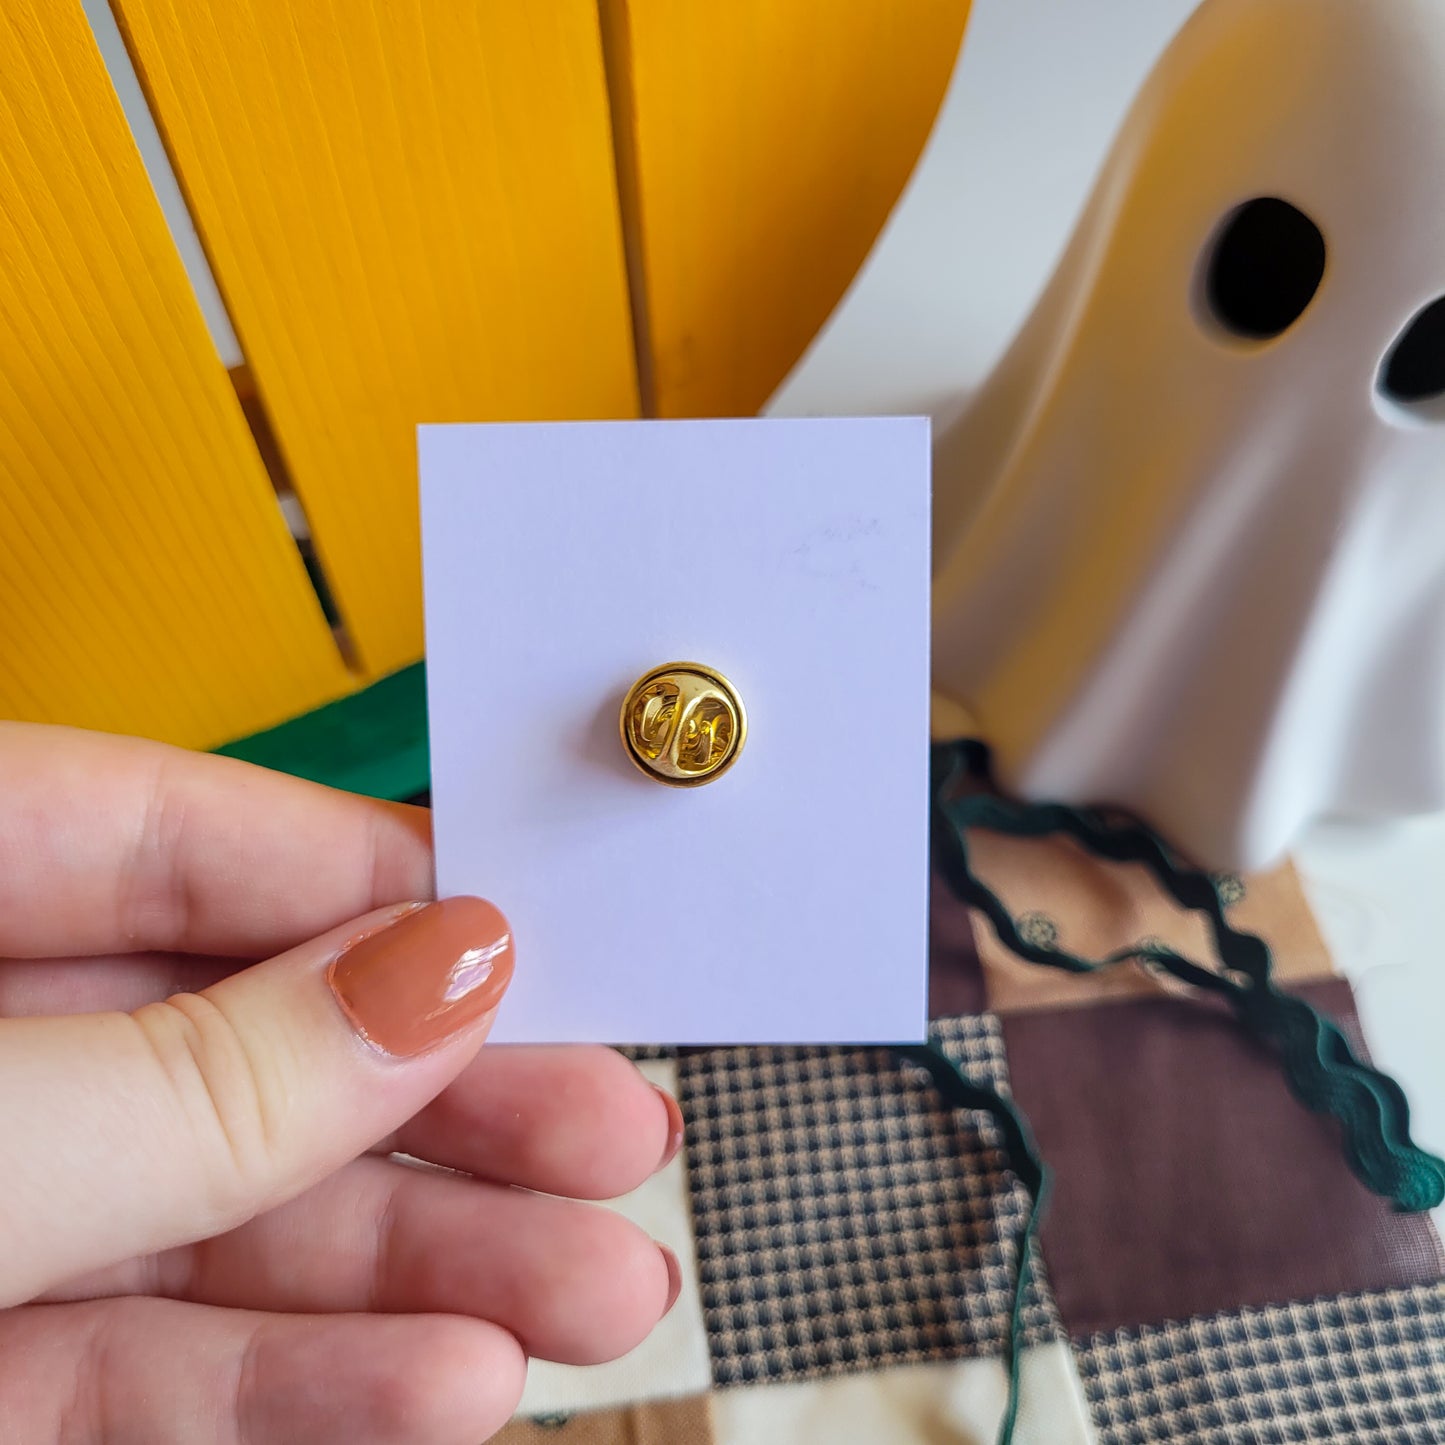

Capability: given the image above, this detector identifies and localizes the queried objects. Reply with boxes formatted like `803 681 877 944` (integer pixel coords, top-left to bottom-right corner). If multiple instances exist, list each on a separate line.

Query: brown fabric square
1002 977 1443 1337
929 872 987 1018
496 1395 712 1444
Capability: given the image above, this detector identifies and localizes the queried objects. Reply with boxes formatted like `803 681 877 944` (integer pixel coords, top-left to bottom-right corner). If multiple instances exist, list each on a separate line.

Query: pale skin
0 722 681 1443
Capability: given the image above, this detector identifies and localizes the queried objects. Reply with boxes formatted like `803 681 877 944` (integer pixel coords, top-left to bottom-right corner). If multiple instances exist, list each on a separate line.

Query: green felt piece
215 662 428 801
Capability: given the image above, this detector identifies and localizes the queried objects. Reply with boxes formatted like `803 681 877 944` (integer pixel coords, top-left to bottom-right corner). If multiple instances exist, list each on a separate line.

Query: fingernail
654 1085 685 1171
659 1245 683 1316
327 897 514 1057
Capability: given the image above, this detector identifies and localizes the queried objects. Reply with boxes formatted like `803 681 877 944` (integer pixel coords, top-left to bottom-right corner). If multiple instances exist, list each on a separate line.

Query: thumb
0 897 513 1306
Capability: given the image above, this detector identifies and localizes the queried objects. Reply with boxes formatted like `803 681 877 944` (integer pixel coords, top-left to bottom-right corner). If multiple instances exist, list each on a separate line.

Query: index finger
0 722 433 958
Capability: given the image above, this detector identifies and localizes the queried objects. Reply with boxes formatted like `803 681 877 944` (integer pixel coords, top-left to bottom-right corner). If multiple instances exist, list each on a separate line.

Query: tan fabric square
494 1394 712 1445
966 827 1334 1014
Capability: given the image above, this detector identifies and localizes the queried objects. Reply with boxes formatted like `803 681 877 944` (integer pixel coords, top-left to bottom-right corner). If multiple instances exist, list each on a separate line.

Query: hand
0 724 683 1443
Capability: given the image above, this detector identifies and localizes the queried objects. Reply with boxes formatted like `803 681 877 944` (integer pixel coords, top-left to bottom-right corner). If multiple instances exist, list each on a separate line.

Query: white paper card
421 418 930 1045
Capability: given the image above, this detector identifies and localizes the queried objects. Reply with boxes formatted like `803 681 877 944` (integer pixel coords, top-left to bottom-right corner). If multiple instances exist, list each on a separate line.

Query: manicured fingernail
654 1085 685 1171
659 1245 682 1316
327 897 514 1057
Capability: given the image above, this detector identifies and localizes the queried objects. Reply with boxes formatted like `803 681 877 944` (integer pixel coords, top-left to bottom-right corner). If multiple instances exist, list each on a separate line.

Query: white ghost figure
932 0 1445 871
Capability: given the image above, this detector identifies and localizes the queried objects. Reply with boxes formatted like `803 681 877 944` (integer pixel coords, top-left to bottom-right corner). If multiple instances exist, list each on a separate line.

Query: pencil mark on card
788 516 885 591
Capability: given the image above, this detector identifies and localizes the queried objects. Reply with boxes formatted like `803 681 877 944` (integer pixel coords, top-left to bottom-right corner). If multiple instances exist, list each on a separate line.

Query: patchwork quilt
493 785 1445 1444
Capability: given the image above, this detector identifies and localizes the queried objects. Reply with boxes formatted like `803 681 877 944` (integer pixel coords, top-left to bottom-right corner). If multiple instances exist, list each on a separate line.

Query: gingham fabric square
618 1045 678 1062
1076 1282 1445 1444
676 1015 1059 1387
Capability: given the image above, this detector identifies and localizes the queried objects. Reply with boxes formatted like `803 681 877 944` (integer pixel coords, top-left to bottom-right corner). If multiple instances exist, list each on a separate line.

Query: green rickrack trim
897 1042 1049 1445
930 738 1445 1214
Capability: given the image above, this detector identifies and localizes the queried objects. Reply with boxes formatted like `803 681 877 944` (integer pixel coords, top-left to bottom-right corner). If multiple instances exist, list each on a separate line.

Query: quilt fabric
496 840 1444 1444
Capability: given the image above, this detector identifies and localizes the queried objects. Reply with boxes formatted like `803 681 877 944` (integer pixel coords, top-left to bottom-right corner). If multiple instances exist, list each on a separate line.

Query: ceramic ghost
932 0 1445 871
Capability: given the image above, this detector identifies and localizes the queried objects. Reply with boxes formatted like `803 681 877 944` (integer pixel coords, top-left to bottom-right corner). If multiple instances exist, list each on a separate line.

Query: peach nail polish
327 897 514 1057
654 1085 685 1171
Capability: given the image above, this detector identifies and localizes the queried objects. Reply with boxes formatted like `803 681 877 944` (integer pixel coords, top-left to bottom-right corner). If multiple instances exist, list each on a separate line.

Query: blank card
421 418 930 1045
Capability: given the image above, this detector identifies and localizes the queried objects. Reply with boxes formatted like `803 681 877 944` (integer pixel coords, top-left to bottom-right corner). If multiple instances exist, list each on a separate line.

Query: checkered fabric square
676 1014 1059 1387
1077 1282 1445 1444
618 1045 677 1062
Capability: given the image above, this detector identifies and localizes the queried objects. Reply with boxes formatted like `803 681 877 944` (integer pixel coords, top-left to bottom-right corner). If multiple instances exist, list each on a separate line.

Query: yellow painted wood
0 0 349 749
115 0 640 679
603 0 973 419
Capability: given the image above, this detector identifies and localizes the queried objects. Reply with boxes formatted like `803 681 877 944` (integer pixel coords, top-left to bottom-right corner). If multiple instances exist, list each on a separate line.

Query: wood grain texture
603 0 973 419
0 0 349 747
115 0 640 678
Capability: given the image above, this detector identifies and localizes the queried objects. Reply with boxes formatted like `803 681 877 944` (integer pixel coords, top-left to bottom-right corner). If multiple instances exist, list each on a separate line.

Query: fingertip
422 1045 671 1201
250 1313 527 1445
523 1205 675 1365
372 1316 527 1444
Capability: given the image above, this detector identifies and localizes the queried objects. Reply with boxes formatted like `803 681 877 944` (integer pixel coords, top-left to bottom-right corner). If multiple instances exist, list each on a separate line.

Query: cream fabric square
711 1343 1095 1445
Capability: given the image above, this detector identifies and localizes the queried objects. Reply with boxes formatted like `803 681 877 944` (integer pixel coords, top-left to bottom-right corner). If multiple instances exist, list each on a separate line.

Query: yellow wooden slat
0 0 349 748
114 0 640 679
602 0 973 419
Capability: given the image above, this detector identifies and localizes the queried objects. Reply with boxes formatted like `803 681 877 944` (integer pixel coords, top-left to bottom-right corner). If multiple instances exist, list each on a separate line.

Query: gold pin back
620 662 746 786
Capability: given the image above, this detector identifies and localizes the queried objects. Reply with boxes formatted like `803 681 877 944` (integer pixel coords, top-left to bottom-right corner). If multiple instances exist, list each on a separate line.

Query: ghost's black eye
1204 197 1326 340
1379 295 1445 405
